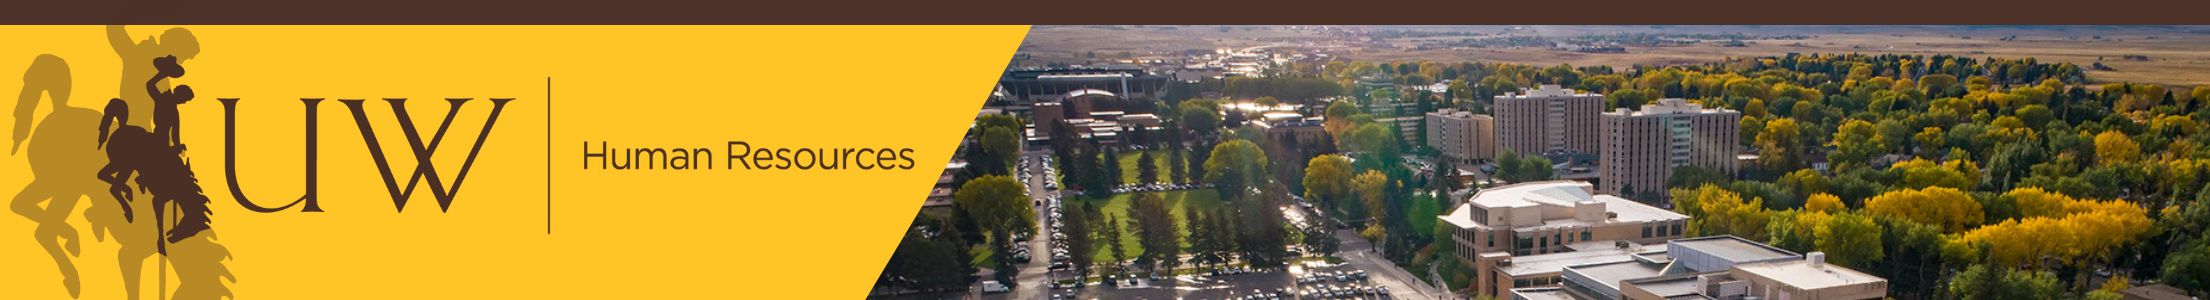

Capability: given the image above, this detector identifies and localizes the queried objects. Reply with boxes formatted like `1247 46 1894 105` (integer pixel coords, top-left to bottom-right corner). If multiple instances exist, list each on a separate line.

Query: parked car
981 281 1010 293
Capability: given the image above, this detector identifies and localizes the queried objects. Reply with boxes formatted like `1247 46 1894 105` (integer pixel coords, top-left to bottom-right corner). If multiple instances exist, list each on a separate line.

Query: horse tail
14 54 69 152
98 98 127 149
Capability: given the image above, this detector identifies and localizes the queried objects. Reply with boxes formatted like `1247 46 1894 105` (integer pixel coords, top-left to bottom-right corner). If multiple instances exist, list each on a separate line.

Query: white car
982 281 1010 293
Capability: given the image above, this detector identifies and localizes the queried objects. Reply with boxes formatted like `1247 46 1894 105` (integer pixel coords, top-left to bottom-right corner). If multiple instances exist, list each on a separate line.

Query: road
1331 228 1447 299
1007 151 1056 300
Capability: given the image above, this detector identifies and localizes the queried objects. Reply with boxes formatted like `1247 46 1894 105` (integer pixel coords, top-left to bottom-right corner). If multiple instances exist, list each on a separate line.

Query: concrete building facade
1494 85 1604 156
1437 181 1691 299
1598 98 1741 201
1427 109 1497 165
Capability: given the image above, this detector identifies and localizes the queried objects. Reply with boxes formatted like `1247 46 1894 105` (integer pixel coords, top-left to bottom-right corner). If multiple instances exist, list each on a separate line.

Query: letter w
340 98 512 212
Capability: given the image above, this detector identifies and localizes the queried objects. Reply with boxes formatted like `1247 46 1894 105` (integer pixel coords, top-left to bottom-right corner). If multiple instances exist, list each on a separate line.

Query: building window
1671 221 1684 236
1581 229 1592 241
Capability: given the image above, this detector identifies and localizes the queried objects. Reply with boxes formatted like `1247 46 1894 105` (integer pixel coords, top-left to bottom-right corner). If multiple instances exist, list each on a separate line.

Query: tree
1206 206 1238 265
1168 149 1188 184
1102 148 1124 188
1128 193 1180 275
2163 239 2210 296
975 126 1021 175
1831 119 1885 168
1913 127 1945 157
1064 202 1097 284
1352 170 1390 229
1608 88 1654 110
1303 155 1355 216
1205 140 1269 200
1183 201 1216 268
953 176 1033 284
882 215 977 292
1497 150 1524 182
2094 130 2140 162
1805 193 1845 213
1947 194 2151 269
1889 158 1977 190
1137 151 1159 184
1187 140 1211 183
1178 102 1223 135
1100 213 1127 275
1777 169 1829 197
1495 150 1555 183
1863 186 1982 232
1816 212 1884 268
1339 123 1400 168
1234 197 1291 268
1672 184 1772 241
1948 265 2062 300
1757 118 1804 172
1305 225 1339 258
955 176 1035 242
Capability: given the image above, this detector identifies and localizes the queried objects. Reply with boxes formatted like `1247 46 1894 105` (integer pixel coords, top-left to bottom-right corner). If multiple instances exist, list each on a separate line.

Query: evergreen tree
1137 151 1159 184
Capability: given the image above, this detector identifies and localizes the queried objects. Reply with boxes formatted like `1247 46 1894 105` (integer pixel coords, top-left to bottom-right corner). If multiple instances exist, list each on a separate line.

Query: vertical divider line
547 76 553 235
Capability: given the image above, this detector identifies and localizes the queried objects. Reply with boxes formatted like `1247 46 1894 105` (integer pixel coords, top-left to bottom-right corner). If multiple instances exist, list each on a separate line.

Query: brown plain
1020 25 2210 87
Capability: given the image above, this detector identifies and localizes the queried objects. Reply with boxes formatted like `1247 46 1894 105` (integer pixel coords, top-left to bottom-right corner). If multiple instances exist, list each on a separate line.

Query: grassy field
1076 189 1223 262
1115 150 1170 184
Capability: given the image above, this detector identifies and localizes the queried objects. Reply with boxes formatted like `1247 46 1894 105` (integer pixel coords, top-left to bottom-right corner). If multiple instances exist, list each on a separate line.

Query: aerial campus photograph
875 25 2210 300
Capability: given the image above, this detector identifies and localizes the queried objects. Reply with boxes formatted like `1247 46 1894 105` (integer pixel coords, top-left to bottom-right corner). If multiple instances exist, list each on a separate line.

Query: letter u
220 98 322 212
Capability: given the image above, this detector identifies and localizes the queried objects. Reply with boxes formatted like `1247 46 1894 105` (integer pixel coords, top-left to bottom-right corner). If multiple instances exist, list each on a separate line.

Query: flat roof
1622 276 1711 300
1470 181 1595 209
1509 287 1577 300
1732 260 1886 290
1440 181 1687 231
1499 246 1666 277
1670 236 1798 263
1604 98 1740 117
1568 261 1667 291
1501 84 1600 99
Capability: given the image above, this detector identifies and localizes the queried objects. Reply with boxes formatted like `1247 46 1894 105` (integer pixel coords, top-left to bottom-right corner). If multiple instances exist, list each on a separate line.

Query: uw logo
94 55 515 249
14 26 524 299
219 97 514 214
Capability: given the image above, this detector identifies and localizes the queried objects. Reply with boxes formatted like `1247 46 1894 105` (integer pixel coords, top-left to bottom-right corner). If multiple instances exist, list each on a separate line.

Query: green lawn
969 245 994 268
1077 189 1223 262
1115 150 1169 184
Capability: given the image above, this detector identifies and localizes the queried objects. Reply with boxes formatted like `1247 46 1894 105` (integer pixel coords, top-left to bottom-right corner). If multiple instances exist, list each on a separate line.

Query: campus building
997 67 1169 105
1494 85 1604 156
1250 112 1329 157
1499 235 1888 300
1436 181 1691 299
1597 98 1742 201
1426 109 1497 165
1032 102 1064 137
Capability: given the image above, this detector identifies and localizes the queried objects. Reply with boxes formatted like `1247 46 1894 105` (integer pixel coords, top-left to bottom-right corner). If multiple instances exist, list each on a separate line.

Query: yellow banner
0 25 1027 299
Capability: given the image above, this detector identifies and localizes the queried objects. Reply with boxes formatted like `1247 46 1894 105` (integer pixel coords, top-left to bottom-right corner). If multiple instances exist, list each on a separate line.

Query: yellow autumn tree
1948 196 2150 269
1673 184 1772 241
1890 158 1978 190
2094 130 2140 162
1805 193 1845 213
2004 187 2074 219
1864 186 1984 232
